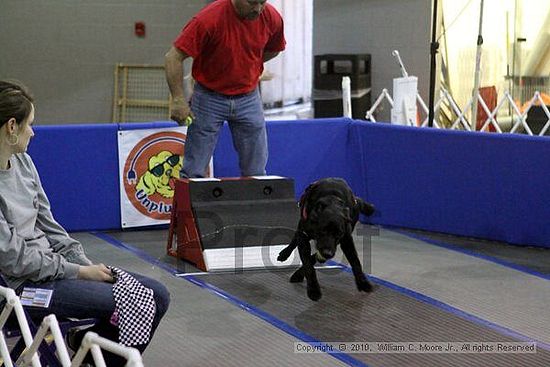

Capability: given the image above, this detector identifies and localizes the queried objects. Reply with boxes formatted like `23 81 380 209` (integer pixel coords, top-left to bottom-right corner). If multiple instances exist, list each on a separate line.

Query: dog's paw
277 247 293 262
356 277 374 293
307 286 322 301
289 268 305 283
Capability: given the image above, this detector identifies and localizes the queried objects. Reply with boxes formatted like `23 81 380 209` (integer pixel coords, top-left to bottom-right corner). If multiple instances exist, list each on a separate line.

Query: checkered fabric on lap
110 267 156 346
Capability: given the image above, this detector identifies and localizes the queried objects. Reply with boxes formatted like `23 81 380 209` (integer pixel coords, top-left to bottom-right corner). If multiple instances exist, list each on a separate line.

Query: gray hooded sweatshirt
0 153 92 290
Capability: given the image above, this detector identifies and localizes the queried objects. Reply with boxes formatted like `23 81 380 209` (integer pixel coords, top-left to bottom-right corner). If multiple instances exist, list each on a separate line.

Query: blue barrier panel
28 124 120 231
28 122 180 231
26 119 550 248
352 121 550 248
118 121 178 131
214 118 358 198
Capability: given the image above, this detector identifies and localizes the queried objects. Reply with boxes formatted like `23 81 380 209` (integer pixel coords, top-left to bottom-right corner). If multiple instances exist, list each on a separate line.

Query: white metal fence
0 285 143 367
365 88 550 136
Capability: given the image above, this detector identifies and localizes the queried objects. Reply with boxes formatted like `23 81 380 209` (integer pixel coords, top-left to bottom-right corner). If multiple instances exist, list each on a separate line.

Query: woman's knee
125 272 170 317
140 277 170 316
153 281 170 317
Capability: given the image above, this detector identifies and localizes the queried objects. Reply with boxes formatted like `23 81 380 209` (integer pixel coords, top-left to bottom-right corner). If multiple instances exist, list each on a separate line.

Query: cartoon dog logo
136 151 182 198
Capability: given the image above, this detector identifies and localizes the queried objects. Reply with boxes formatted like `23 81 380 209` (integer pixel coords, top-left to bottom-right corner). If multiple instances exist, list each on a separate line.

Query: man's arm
263 51 280 63
165 46 192 125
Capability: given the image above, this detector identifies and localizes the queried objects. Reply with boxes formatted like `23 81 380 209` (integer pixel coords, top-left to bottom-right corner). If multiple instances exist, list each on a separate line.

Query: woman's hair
0 80 34 128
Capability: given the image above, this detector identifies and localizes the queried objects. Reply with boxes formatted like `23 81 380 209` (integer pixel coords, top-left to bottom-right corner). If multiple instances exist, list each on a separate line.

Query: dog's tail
356 198 376 216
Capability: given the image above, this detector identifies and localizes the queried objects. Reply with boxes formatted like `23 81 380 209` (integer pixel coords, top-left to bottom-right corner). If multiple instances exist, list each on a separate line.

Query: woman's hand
78 263 114 283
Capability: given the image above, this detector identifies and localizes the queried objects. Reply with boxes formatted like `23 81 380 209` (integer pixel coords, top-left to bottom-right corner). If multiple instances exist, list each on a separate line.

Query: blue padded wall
28 122 177 231
351 121 550 248
214 118 362 199
28 124 120 231
26 118 550 248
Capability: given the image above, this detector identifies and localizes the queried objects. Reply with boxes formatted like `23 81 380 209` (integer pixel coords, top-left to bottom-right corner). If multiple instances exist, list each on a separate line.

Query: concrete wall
0 0 206 124
1 0 432 124
313 0 432 121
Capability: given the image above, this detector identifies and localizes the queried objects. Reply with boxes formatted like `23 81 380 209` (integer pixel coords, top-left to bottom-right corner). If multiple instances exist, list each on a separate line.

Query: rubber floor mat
198 268 550 367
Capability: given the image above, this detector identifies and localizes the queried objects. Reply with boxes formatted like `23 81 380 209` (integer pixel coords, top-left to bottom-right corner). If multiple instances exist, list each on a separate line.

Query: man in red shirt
165 0 286 178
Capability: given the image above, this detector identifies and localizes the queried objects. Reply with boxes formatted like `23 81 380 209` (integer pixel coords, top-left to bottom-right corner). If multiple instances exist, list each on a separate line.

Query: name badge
20 288 53 308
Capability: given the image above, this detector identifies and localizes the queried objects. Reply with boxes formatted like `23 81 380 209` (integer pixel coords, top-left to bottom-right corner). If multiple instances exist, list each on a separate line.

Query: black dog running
277 177 375 301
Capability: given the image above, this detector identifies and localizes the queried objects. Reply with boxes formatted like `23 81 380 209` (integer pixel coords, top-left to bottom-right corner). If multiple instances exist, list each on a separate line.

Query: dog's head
306 195 352 262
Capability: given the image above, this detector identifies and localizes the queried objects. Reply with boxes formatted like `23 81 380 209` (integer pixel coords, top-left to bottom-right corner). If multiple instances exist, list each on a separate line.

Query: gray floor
72 224 550 367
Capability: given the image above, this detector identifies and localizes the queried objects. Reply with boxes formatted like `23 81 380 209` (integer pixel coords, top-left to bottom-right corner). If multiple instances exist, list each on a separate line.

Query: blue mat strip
91 232 368 367
327 259 550 352
92 231 550 355
387 227 550 281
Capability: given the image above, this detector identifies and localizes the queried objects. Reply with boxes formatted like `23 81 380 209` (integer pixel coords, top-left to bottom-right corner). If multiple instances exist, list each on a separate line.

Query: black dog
277 178 375 301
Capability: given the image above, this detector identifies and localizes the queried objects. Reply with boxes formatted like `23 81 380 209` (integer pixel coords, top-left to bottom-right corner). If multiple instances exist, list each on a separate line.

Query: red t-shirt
173 0 286 95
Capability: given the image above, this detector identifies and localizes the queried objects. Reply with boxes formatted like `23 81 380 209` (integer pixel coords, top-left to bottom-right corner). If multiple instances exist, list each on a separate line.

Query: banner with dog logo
117 126 213 228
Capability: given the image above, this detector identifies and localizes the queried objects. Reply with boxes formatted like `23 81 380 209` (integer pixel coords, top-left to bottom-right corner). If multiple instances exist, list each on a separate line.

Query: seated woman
0 80 170 365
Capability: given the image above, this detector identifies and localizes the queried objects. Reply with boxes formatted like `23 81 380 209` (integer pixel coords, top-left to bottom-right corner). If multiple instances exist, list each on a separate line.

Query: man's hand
165 46 191 125
170 98 194 126
78 263 114 283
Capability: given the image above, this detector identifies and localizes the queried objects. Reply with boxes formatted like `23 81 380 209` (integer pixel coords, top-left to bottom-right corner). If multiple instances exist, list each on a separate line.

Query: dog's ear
343 207 353 233
308 204 320 221
343 207 351 221
299 183 316 220
307 201 326 222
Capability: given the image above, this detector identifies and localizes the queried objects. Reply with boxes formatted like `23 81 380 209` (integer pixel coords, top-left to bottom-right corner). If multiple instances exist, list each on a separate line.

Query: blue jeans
18 272 170 366
181 83 268 178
